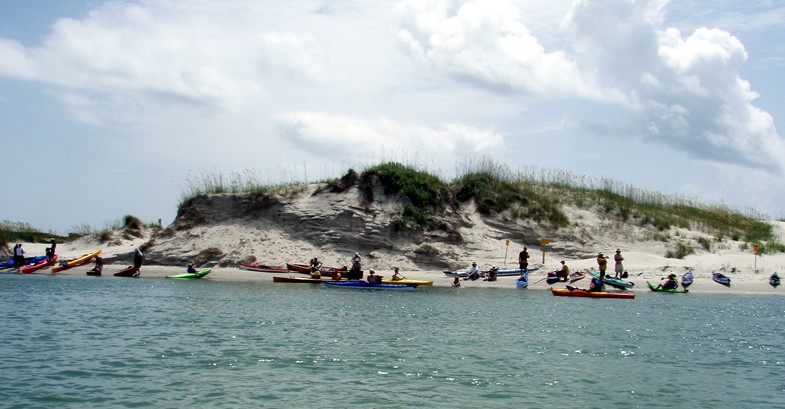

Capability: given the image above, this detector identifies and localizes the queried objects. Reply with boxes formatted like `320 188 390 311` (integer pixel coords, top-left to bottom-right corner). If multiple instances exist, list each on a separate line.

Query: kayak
114 266 140 277
287 263 348 275
712 271 731 287
517 272 528 288
770 272 781 288
51 250 102 273
323 281 418 290
444 267 538 277
551 287 635 299
166 268 212 279
273 276 335 284
0 255 49 270
647 281 689 293
381 279 433 286
239 263 288 273
681 269 694 288
587 268 635 289
20 255 59 274
569 269 588 282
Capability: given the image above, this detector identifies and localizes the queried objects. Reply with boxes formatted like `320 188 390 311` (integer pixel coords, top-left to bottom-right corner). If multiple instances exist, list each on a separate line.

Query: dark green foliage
123 215 143 231
362 162 449 209
665 242 694 259
0 221 67 245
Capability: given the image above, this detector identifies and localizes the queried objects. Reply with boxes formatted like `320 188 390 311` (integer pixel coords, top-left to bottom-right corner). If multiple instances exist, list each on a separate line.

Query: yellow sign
540 238 550 246
753 244 760 253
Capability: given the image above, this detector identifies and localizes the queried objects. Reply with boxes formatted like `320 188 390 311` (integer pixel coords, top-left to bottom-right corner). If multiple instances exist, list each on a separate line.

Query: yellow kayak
381 279 433 286
51 249 102 273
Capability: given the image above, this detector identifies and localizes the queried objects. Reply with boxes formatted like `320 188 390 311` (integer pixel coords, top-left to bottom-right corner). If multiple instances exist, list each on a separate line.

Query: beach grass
177 159 782 252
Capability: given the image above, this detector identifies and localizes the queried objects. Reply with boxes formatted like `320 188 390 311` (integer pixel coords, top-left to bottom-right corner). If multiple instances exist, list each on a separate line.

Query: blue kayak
0 255 48 270
323 281 417 290
712 271 731 287
516 272 529 288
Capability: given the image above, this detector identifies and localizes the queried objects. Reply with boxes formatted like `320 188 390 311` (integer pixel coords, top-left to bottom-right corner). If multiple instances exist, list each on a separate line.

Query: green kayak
647 281 688 293
587 268 635 289
166 268 212 279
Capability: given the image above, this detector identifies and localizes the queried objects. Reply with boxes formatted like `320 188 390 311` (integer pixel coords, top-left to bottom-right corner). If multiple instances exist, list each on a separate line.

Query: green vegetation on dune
177 159 782 253
0 221 68 248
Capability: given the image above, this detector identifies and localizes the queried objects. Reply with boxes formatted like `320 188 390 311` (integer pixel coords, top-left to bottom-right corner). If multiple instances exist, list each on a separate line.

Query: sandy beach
15 235 784 295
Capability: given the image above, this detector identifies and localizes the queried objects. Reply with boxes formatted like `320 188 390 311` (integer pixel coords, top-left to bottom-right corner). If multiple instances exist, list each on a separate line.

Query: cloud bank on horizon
1 0 784 231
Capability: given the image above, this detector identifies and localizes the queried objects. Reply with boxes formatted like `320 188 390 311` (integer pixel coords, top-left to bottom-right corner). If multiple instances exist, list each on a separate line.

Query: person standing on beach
518 247 529 276
133 248 144 272
614 249 624 279
597 252 608 283
13 243 24 269
46 239 56 259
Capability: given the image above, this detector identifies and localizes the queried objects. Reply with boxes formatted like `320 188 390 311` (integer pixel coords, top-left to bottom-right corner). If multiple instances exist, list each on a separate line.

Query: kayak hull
444 267 538 277
273 276 337 284
551 288 635 299
323 281 417 290
20 255 58 274
51 250 102 273
381 279 432 286
239 263 288 273
647 281 689 293
166 268 212 279
712 272 731 287
114 266 139 277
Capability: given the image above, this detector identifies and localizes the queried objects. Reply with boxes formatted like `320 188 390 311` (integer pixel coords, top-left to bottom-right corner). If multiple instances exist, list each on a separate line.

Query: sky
1 0 784 234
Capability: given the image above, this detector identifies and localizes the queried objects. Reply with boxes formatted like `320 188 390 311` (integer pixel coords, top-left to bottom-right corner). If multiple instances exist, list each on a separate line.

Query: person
452 276 461 287
596 252 608 282
485 266 499 282
46 239 57 259
133 248 144 271
310 257 322 279
614 249 624 279
519 247 529 276
391 267 405 281
587 276 604 292
13 243 24 269
187 263 197 274
350 252 362 280
367 269 382 284
558 260 570 282
465 262 480 281
660 273 678 290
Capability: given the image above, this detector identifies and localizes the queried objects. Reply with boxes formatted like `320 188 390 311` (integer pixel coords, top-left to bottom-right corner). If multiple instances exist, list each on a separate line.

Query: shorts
615 263 624 273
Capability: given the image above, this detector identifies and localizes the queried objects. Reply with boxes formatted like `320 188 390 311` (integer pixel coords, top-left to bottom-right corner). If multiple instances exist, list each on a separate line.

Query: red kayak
551 287 635 299
20 255 59 274
286 263 348 275
114 266 140 277
239 263 288 273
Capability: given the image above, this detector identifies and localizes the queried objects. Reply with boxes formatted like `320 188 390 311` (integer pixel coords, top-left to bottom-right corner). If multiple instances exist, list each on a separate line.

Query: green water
0 273 783 408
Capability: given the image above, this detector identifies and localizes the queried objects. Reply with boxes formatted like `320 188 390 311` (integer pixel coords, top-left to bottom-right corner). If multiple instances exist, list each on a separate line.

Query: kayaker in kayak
596 252 609 282
657 273 678 290
310 258 322 279
367 269 382 284
587 277 603 292
557 260 570 282
187 263 197 274
391 267 405 281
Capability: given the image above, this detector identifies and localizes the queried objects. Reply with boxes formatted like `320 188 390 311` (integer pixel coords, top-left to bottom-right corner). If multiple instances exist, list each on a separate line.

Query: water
1 273 783 408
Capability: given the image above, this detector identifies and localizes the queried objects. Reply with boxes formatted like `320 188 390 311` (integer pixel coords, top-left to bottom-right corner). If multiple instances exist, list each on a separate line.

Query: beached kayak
517 272 529 288
166 268 212 279
51 250 102 273
587 268 635 289
551 287 635 299
681 270 694 288
323 281 418 290
239 263 288 273
287 263 348 275
381 279 433 286
647 281 689 293
444 267 538 277
0 255 49 270
712 271 731 287
273 276 336 284
770 272 781 288
20 255 58 274
569 269 588 282
114 266 139 277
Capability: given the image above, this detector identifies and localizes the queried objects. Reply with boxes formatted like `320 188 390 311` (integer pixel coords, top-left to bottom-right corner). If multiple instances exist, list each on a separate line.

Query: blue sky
1 0 784 234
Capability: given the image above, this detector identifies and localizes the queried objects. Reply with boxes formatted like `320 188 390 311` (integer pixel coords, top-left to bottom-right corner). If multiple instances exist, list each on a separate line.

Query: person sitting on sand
452 276 461 287
484 266 498 282
89 256 104 274
558 260 570 282
659 273 678 290
391 267 405 281
465 262 480 281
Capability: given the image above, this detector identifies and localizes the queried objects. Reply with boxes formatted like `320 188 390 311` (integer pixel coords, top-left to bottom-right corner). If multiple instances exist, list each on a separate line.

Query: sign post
539 238 550 264
754 244 760 270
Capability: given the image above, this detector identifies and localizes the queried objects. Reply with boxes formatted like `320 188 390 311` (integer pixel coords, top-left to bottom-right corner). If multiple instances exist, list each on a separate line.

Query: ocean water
0 273 783 408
